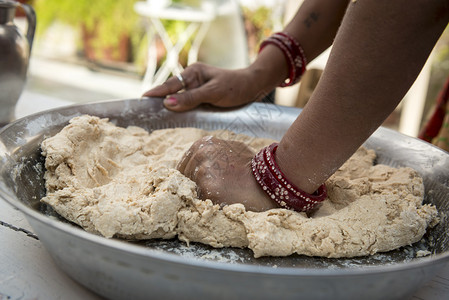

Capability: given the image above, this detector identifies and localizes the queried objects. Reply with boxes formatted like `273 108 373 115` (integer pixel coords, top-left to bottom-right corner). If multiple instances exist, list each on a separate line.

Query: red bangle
277 32 307 76
251 143 327 212
259 32 307 87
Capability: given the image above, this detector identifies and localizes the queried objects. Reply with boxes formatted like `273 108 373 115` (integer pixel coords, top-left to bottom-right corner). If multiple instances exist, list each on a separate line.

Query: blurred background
13 0 449 138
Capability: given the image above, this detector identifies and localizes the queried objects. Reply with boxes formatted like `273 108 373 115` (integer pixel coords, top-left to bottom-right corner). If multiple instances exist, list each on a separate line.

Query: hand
177 136 278 212
143 63 268 112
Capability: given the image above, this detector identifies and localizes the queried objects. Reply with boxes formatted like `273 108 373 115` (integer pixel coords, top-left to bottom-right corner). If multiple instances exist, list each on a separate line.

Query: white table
1 91 449 299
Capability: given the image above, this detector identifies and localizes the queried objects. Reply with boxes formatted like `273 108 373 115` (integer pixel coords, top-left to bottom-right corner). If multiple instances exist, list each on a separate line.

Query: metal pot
1 99 449 300
0 0 36 126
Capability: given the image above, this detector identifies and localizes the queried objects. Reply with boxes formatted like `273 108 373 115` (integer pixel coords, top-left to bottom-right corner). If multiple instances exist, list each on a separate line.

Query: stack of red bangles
259 32 307 87
251 143 327 212
255 33 325 212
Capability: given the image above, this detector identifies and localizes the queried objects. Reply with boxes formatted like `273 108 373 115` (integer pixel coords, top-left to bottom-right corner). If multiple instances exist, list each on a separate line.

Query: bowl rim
1 98 449 277
6 196 448 277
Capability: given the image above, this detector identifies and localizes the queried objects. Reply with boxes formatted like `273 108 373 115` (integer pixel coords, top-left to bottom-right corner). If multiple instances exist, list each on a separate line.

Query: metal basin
1 98 449 300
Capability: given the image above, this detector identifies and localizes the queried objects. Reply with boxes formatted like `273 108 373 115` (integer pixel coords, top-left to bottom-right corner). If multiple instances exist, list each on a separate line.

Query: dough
41 115 438 258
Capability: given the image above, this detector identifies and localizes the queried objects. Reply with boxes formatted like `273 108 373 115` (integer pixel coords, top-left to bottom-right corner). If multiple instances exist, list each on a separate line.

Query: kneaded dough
41 115 438 258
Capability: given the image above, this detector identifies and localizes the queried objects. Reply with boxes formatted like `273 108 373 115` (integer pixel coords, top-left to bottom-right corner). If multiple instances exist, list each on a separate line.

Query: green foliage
421 25 449 125
34 0 194 65
242 5 275 59
242 5 275 39
34 0 144 61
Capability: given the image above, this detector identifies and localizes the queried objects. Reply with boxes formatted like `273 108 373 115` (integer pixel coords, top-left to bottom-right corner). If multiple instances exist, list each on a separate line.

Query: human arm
276 0 449 194
178 0 449 211
143 0 349 111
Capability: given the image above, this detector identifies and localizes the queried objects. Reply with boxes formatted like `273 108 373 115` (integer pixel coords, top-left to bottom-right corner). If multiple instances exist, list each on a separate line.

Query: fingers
177 136 216 175
143 75 184 98
143 63 219 111
143 63 208 98
178 136 254 181
177 142 197 175
163 86 216 112
177 136 278 211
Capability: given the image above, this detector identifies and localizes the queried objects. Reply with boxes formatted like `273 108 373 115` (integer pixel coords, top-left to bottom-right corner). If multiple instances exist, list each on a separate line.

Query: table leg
188 20 211 65
151 20 199 86
142 26 158 92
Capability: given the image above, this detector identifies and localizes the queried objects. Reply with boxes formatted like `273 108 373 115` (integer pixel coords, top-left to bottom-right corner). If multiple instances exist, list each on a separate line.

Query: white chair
135 0 248 91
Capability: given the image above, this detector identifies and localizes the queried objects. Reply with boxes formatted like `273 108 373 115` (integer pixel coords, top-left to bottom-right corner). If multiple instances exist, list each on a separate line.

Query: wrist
258 32 307 87
245 162 280 211
275 138 321 195
251 143 327 212
247 44 289 92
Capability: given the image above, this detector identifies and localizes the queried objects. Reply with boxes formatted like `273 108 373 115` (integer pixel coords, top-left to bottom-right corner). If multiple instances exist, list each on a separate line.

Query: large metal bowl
1 98 449 300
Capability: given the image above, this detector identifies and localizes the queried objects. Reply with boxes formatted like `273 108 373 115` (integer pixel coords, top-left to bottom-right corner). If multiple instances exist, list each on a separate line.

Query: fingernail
164 96 178 106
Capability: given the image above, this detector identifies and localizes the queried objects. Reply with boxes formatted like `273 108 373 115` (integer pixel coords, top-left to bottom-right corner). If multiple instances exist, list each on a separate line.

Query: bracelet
259 32 307 87
251 143 327 212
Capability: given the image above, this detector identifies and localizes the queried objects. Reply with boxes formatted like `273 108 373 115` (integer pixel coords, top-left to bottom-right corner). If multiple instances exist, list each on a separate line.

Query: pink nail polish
164 96 177 106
